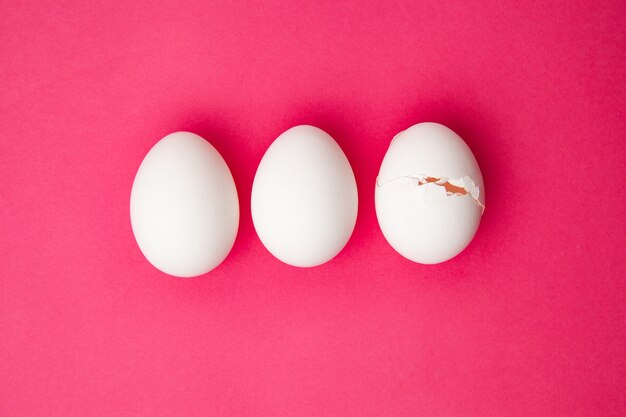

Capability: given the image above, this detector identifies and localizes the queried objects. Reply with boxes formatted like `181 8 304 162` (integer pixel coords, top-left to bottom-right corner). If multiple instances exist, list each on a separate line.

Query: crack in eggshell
376 174 485 212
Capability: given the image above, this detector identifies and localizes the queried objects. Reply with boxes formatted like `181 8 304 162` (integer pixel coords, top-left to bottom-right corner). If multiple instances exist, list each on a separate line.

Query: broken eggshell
375 122 485 264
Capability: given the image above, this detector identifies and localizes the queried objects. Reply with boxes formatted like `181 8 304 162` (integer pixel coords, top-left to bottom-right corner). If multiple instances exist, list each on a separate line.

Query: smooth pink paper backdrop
1 1 625 416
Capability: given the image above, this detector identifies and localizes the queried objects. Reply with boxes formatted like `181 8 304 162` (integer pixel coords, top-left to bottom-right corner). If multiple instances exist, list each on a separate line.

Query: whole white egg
130 132 239 277
375 122 485 264
251 125 358 267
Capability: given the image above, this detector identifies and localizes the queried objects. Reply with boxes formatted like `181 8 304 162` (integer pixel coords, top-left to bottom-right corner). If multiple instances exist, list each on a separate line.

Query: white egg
251 125 358 267
130 132 239 277
375 122 485 264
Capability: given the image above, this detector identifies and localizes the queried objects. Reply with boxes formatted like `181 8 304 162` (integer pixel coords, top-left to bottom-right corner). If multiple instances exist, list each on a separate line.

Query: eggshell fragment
375 123 485 264
251 125 358 267
130 132 239 277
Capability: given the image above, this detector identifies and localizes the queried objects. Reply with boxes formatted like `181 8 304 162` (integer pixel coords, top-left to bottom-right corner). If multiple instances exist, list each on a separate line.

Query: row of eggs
130 123 485 277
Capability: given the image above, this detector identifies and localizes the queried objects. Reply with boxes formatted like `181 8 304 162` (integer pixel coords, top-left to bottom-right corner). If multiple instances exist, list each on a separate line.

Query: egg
130 132 239 277
375 122 485 264
251 125 358 267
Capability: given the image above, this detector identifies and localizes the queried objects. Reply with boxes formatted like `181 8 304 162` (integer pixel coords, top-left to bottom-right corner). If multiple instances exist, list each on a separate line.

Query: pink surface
1 1 625 416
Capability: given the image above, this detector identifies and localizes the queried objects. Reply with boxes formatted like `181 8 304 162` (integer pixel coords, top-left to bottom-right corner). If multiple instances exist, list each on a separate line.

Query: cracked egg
375 122 485 264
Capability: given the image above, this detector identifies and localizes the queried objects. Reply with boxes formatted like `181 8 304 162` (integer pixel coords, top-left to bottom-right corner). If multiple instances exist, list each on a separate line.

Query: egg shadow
162 110 256 275
272 103 375 265
396 98 509 263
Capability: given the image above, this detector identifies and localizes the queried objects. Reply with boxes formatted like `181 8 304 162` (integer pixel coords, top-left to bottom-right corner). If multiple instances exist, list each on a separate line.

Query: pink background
1 1 625 416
